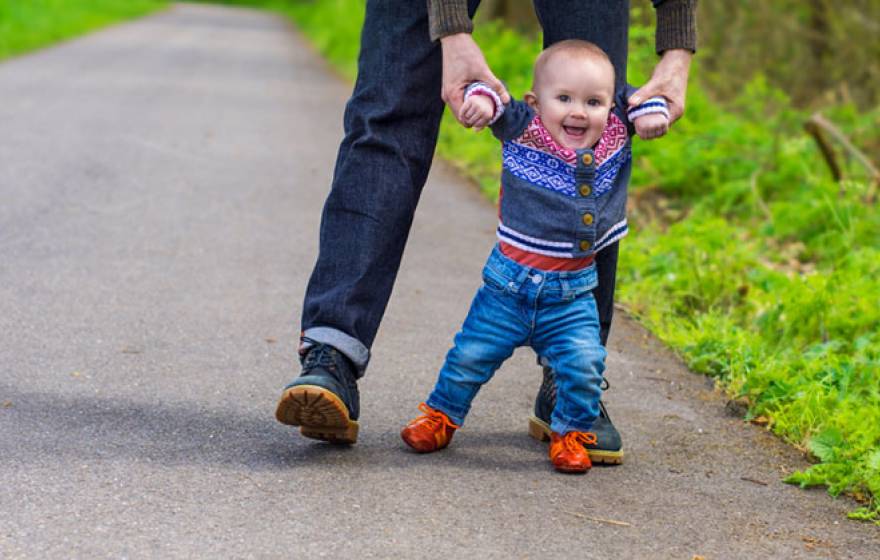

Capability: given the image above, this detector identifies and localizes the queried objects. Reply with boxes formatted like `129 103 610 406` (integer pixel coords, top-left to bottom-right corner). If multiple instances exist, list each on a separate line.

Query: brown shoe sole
528 415 624 465
275 385 359 444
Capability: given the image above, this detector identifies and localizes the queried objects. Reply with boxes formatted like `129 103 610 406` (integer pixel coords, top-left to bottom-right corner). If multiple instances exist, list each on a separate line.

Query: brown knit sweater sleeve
654 0 697 53
427 0 472 42
427 0 696 53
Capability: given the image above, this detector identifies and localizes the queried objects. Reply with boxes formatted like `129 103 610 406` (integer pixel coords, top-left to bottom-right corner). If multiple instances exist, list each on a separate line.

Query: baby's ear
524 91 538 110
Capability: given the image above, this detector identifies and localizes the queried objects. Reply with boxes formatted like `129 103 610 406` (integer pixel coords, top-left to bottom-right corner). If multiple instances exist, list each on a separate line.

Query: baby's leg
532 293 607 435
426 283 528 426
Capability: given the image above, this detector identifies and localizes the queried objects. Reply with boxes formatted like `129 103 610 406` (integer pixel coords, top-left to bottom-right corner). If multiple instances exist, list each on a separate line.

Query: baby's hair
533 39 615 90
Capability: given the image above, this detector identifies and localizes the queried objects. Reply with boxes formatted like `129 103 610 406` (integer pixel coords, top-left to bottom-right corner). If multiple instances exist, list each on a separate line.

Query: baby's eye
587 99 601 107
557 95 570 103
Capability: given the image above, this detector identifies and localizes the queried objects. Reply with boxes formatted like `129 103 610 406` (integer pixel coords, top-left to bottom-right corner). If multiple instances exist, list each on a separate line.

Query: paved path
1 4 877 558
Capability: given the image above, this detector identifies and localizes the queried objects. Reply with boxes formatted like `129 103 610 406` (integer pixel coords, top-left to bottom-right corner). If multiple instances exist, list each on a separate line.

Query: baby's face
527 54 615 150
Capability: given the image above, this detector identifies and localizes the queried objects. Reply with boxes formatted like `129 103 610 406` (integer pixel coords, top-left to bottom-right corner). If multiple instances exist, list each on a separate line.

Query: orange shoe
401 403 460 453
549 431 597 473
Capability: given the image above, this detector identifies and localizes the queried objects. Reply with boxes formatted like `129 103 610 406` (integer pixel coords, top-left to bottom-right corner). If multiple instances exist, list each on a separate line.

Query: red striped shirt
499 242 595 271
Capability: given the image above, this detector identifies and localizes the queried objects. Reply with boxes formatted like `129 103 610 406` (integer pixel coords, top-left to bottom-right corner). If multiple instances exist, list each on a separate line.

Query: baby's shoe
401 403 460 453
549 431 597 473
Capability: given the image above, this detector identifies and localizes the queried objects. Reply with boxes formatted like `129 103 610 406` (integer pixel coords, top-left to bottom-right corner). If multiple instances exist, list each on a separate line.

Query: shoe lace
416 403 460 430
564 431 597 453
301 338 340 371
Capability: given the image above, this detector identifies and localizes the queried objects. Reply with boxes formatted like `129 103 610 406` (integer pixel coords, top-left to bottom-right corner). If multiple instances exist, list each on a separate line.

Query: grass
0 0 167 61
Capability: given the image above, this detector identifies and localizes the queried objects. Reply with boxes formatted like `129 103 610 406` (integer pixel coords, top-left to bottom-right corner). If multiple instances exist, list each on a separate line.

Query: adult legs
300 0 481 374
279 1 483 443
594 240 619 346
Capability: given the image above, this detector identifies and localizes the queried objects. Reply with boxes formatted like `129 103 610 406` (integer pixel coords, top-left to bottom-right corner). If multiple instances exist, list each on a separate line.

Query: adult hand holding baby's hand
629 49 692 125
440 33 509 127
459 95 495 131
634 112 669 140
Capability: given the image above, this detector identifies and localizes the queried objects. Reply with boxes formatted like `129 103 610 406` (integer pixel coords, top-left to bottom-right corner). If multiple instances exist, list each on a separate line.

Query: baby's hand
459 94 496 131
634 112 669 140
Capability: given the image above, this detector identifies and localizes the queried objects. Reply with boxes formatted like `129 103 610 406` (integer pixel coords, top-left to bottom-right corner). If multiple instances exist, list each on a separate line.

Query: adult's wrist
428 0 473 42
654 0 697 54
656 49 693 75
439 32 476 50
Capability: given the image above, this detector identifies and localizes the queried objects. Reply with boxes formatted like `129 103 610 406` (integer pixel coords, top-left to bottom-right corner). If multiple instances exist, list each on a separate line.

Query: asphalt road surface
1 3 878 558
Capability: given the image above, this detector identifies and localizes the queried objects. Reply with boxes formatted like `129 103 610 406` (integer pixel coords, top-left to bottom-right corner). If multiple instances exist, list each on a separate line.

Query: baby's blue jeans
427 245 606 435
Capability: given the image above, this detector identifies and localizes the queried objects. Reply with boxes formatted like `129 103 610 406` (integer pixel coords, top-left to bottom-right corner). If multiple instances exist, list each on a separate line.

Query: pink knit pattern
516 116 577 164
593 113 627 166
515 113 628 166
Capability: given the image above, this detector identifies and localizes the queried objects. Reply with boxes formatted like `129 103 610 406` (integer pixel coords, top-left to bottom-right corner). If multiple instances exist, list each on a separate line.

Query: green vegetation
687 0 880 111
0 0 167 61
618 20 880 524
274 0 880 522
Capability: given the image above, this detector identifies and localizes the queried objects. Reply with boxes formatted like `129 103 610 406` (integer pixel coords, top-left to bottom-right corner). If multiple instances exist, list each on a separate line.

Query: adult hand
629 49 693 125
440 33 509 127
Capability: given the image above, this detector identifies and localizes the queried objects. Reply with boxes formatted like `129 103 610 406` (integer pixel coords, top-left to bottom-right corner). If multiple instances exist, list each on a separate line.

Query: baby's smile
562 124 588 140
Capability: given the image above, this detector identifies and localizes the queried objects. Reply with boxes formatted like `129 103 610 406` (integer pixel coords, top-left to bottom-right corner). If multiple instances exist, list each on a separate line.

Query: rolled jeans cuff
301 327 370 378
550 415 596 436
425 393 468 427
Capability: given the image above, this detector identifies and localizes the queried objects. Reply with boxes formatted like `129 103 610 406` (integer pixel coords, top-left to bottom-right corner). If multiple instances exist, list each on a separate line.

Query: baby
401 40 668 473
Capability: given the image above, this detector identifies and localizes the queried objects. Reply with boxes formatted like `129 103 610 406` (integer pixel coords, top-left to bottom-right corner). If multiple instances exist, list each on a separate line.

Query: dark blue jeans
300 0 629 374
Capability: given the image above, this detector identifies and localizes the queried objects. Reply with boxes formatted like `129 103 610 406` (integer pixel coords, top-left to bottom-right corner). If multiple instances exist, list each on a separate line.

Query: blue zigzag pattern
503 142 574 196
594 145 630 196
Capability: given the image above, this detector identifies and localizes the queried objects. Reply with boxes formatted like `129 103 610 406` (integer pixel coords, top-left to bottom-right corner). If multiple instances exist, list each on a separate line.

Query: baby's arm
627 95 670 140
460 82 534 141
461 82 505 132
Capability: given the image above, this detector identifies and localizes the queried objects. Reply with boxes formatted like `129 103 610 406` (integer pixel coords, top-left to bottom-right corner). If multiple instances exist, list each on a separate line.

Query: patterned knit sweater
464 83 669 270
428 0 697 53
